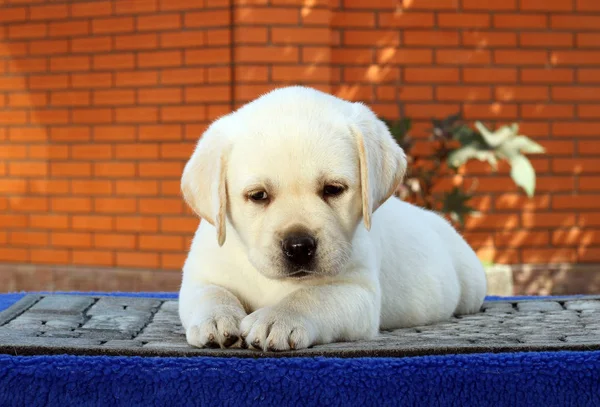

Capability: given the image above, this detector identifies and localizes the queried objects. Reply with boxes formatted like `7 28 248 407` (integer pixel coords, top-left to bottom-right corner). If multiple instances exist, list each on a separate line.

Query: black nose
282 233 316 266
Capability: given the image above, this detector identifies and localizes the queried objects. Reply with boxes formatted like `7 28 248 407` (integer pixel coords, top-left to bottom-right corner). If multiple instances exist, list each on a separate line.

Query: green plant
382 113 545 226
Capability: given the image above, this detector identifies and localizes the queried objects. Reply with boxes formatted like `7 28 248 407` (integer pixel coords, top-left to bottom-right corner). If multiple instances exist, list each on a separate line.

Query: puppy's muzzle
281 233 316 268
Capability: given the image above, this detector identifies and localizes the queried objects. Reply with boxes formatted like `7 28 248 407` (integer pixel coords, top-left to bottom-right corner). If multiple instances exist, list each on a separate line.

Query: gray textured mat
1 295 600 358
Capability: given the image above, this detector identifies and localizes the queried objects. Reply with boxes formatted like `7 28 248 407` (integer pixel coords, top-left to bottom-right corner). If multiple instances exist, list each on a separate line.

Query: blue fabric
0 352 599 407
2 293 599 406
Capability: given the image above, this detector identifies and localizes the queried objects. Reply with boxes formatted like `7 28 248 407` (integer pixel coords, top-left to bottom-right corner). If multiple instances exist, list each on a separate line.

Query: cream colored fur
179 86 487 351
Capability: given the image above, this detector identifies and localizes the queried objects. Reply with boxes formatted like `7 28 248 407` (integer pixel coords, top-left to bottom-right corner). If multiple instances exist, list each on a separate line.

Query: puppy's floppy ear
351 102 407 231
181 124 230 246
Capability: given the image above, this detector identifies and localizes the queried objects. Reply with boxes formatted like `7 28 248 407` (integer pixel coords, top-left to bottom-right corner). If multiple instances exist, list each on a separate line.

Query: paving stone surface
1 295 600 358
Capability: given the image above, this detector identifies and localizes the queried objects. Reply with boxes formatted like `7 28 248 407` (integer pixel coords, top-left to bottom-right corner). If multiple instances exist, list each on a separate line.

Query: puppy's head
182 86 406 280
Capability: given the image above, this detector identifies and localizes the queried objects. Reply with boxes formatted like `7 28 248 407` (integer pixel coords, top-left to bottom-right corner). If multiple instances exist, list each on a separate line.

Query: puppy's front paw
240 307 316 352
186 306 245 349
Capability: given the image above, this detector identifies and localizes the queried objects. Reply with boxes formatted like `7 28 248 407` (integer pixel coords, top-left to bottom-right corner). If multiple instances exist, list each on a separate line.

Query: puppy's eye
323 184 345 198
249 191 268 202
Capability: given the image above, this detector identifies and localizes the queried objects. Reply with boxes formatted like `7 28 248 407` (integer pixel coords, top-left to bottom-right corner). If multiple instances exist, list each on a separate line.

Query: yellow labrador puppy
179 86 487 351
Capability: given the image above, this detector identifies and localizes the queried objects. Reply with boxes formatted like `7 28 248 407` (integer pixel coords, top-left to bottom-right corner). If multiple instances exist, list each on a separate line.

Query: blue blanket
1 293 599 407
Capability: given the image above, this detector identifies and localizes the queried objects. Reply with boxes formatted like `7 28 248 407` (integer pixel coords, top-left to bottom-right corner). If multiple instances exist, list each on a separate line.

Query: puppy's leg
179 282 247 349
241 281 380 351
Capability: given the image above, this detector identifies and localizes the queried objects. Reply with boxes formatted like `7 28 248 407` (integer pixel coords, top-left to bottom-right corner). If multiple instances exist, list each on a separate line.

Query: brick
463 68 517 83
494 14 547 29
0 179 27 194
519 33 573 49
9 23 47 39
0 214 28 229
95 198 138 214
52 232 92 248
30 74 69 90
578 33 600 48
139 235 183 251
139 198 183 214
522 0 572 10
185 10 230 27
579 69 600 83
94 233 137 249
377 49 431 64
436 49 491 65
71 36 113 53
463 0 515 9
160 216 198 233
461 31 517 47
116 107 158 123
579 105 600 118
553 194 599 209
29 179 70 195
72 215 114 231
138 162 183 178
51 163 92 178
552 15 600 30
404 104 461 119
160 106 206 122
578 140 600 155
114 216 158 233
234 66 268 83
466 214 520 230
579 213 600 227
138 50 183 68
580 176 600 191
463 103 518 119
233 27 268 44
332 11 375 27
160 142 194 159
72 108 112 124
436 86 491 101
72 250 114 267
161 253 186 270
116 252 159 269
553 158 600 174
71 73 112 89
160 180 181 195
50 90 91 107
93 17 135 34
552 228 595 247
403 0 459 9
553 122 600 137
9 162 47 177
0 111 27 125
521 104 574 119
342 30 399 47
139 125 182 141
11 231 48 246
271 27 332 45
93 54 136 70
9 196 48 212
405 30 459 46
578 0 600 10
30 249 69 264
94 162 136 178
438 13 489 28
235 7 296 24
272 65 331 82
116 0 158 14
50 127 91 142
495 86 548 101
116 71 158 87
138 88 182 104
137 13 181 31
28 211 69 230
9 92 48 109
0 76 26 91
71 144 113 161
494 50 547 65
521 68 573 83
115 180 159 196
114 33 158 51
49 21 89 37
235 46 298 63
8 57 47 73
51 197 92 213
185 86 229 102
71 1 112 17
0 248 27 262
0 7 27 22
30 4 68 20
552 86 600 101
116 144 159 159
35 109 71 125
207 67 231 83
160 31 204 49
161 68 204 85
93 89 136 106
495 230 549 248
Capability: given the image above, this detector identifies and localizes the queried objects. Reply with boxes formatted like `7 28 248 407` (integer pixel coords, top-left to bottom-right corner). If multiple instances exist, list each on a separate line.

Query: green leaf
441 187 477 226
509 155 536 197
447 144 498 170
474 121 518 148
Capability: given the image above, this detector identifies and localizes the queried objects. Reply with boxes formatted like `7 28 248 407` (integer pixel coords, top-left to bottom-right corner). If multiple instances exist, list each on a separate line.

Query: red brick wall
0 0 598 273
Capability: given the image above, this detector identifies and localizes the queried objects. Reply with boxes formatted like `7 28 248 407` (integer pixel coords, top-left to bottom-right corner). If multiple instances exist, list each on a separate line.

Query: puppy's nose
282 233 316 266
